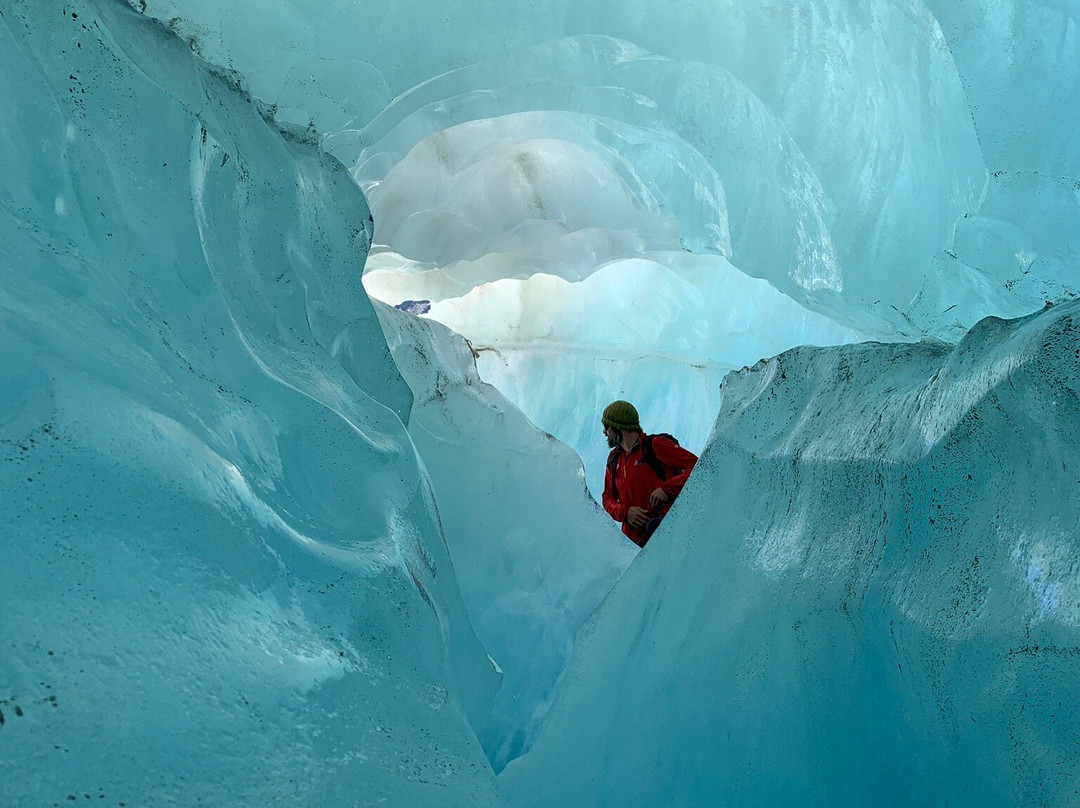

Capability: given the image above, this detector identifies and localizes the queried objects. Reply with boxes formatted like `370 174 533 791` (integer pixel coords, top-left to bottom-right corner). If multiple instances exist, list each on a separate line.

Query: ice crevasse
1 0 1079 806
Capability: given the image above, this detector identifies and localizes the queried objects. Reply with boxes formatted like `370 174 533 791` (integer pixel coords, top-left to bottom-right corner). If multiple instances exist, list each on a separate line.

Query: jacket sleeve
653 437 698 497
602 454 627 523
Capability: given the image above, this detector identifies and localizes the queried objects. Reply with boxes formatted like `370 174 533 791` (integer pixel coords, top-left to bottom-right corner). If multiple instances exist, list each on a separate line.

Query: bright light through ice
360 115 867 495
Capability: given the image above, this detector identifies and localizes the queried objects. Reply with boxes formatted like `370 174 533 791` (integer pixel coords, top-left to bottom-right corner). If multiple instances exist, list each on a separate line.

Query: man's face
603 424 620 449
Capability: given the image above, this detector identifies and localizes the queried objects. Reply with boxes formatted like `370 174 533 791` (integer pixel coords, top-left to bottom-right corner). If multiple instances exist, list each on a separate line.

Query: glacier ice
502 301 1080 806
4 0 1080 805
1 2 499 804
373 299 635 769
128 0 1080 496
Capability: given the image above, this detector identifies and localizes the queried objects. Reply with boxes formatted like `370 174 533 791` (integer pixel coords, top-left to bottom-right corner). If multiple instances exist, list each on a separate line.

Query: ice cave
2 0 1079 805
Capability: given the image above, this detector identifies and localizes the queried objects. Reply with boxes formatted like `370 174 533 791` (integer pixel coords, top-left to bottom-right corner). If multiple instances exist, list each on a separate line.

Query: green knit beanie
602 400 640 431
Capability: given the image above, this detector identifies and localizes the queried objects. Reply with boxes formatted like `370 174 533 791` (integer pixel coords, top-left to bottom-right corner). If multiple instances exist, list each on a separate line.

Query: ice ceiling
138 0 1079 496
2 0 1078 806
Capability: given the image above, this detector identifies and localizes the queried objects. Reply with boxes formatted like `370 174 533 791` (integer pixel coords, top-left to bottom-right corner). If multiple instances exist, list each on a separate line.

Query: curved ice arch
354 109 721 276
364 126 682 266
139 1 999 337
344 36 842 306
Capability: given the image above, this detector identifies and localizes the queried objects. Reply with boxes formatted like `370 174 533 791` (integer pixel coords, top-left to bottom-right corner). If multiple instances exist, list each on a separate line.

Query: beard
606 430 620 449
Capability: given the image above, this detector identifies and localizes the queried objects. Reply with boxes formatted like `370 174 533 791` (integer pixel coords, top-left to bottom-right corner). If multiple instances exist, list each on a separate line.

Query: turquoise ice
2 0 1078 806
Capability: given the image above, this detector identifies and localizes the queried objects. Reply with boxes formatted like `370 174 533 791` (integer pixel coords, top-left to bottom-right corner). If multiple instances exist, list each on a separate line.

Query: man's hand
626 506 650 529
649 487 671 509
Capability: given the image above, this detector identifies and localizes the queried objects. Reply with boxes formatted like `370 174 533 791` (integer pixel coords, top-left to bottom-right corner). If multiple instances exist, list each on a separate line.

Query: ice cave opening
3 1 1080 806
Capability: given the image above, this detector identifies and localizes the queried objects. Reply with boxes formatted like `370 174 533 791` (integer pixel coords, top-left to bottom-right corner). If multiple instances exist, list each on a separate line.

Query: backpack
606 433 678 500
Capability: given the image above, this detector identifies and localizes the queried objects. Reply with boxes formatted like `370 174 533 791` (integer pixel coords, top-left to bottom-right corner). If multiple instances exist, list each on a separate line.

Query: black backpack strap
606 449 621 499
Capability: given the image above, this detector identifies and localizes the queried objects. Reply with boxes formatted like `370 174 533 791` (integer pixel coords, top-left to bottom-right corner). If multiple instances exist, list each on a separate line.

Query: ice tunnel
2 0 1079 806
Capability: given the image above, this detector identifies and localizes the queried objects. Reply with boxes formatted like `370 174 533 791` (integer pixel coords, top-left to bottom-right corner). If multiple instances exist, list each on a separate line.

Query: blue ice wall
502 300 1080 807
0 2 501 804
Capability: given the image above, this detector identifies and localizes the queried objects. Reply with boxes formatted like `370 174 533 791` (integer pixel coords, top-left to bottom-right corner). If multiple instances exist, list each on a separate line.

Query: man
601 400 698 547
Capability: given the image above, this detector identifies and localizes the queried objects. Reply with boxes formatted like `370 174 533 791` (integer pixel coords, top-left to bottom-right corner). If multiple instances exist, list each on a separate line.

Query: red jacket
602 432 698 547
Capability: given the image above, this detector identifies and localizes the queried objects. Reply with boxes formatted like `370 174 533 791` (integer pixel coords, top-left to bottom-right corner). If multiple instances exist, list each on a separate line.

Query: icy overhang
136 0 1078 492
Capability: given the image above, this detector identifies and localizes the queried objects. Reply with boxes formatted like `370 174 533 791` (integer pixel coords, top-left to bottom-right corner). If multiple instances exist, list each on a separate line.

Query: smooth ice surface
502 300 1080 807
1 2 499 804
135 0 1061 329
